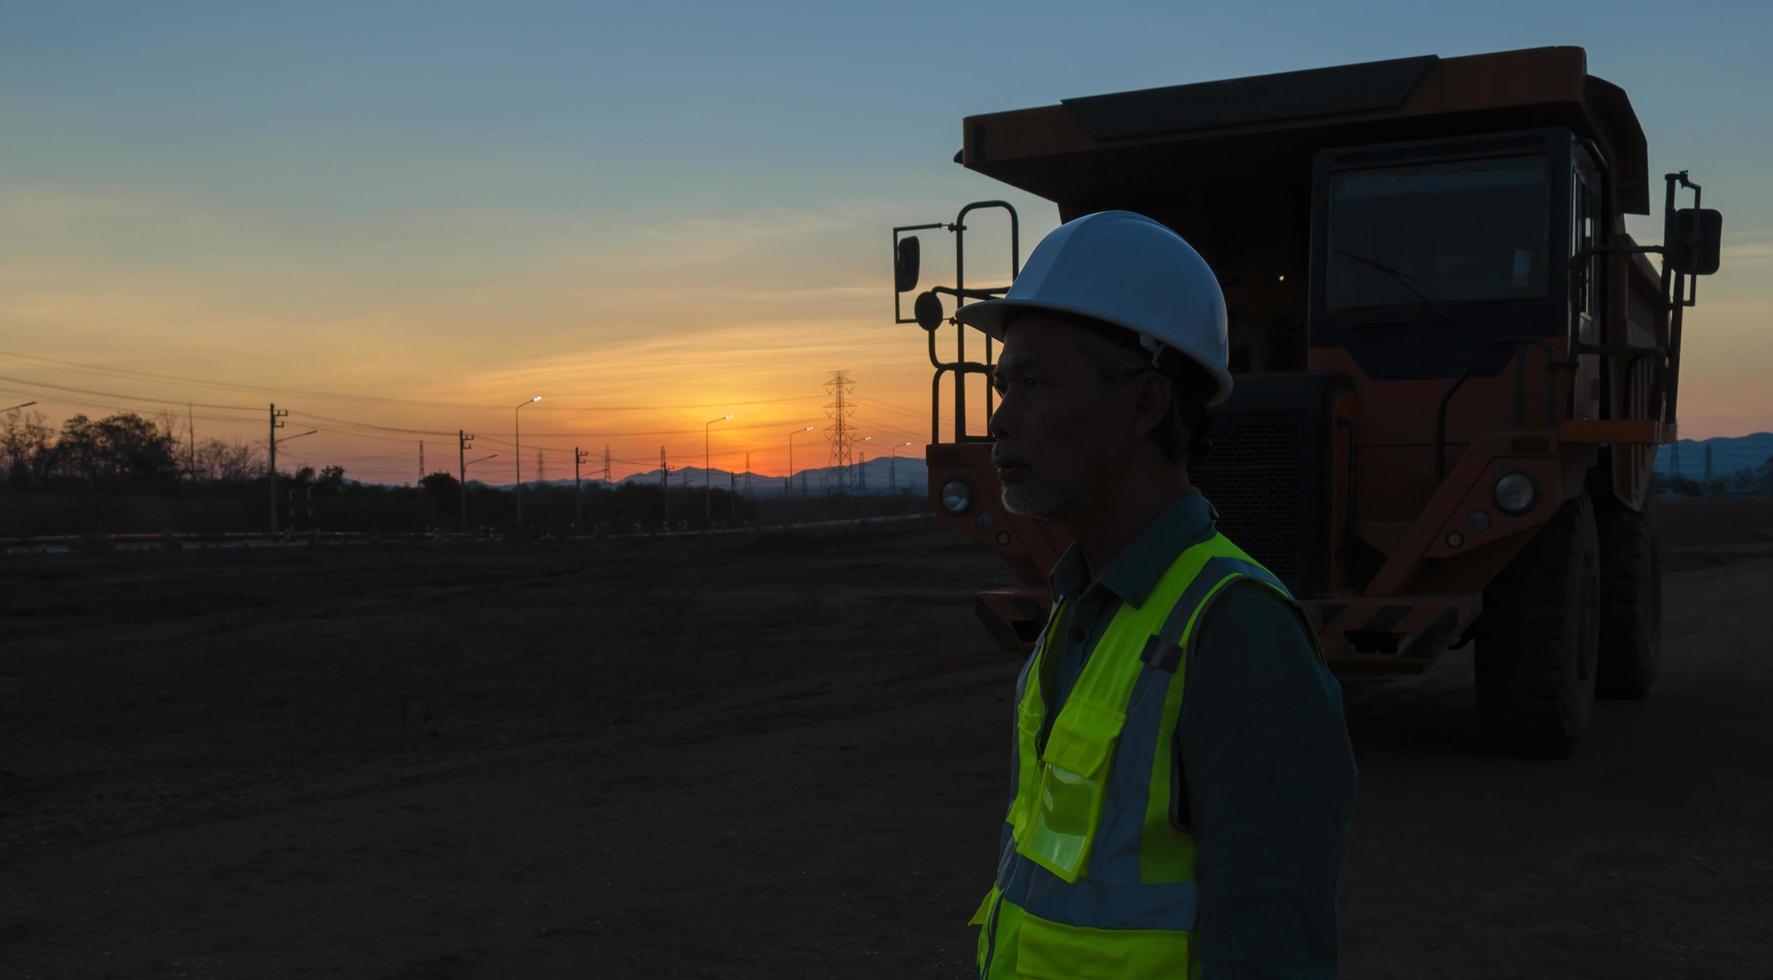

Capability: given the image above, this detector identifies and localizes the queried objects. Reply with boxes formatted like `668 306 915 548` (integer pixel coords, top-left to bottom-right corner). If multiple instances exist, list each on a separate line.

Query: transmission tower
824 370 855 494
603 445 612 485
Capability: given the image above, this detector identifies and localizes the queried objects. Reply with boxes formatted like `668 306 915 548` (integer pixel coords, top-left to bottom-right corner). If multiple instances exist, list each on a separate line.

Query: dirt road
1 505 1769 978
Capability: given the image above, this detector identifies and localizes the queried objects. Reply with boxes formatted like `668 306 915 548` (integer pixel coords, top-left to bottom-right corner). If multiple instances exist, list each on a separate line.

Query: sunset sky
2 1 1768 485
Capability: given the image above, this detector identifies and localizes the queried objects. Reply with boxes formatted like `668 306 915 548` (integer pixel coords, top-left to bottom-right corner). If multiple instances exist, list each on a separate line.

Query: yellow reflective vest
970 531 1306 978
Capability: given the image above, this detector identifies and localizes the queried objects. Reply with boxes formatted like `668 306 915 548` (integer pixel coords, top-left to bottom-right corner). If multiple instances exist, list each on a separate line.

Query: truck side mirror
1667 208 1722 276
895 236 922 293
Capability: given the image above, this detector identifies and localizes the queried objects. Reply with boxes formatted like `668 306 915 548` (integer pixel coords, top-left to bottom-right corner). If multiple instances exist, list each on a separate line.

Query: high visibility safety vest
969 531 1307 979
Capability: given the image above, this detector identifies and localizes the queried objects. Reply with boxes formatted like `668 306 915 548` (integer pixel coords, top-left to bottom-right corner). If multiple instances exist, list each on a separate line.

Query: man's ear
1129 370 1173 441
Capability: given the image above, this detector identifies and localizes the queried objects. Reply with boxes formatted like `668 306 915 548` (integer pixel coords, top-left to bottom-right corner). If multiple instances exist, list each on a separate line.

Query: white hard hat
955 210 1232 407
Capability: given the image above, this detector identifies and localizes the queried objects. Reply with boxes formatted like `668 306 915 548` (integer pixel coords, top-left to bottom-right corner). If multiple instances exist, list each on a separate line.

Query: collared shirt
1039 489 1357 980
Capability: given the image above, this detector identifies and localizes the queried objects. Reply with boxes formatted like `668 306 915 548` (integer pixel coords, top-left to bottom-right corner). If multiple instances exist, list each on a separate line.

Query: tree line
2 409 262 491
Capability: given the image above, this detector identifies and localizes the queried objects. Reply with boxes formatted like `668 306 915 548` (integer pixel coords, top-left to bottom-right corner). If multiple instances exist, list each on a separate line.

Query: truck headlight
1493 471 1539 516
940 477 974 515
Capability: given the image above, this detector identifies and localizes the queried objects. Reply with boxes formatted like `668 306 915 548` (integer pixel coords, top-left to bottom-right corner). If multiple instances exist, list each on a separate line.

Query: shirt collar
1046 489 1220 608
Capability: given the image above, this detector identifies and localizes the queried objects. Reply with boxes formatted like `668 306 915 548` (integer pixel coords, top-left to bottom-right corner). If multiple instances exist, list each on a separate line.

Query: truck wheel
1474 494 1601 758
1595 498 1660 699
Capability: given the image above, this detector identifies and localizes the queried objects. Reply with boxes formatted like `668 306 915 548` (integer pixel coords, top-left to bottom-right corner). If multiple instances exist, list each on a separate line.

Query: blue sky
2 1 1768 481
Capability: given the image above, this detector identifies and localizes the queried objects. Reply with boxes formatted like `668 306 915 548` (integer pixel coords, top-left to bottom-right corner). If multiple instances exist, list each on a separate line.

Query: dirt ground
2 501 1770 978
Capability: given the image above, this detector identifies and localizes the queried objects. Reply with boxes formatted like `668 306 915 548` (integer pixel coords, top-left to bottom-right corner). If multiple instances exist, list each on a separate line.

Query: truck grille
1193 414 1301 585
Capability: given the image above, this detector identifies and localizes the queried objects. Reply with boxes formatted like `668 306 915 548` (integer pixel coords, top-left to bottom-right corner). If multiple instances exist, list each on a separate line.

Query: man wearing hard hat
960 211 1357 978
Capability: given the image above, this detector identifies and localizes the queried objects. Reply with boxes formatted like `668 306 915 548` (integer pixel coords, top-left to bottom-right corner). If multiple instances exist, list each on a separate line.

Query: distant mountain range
497 455 931 498
1653 432 1773 480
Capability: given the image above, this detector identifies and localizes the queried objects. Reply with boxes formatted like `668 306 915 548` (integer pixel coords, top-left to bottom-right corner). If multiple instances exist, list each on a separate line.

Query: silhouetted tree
194 437 263 483
48 412 181 491
0 409 54 488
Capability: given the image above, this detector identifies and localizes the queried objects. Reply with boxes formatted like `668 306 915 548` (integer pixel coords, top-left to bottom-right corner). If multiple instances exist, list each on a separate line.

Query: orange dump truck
890 47 1721 756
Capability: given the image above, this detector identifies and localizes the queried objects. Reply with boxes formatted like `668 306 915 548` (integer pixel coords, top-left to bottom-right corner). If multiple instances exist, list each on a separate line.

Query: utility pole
267 403 287 531
603 445 612 486
187 402 195 482
458 430 475 530
660 446 669 530
419 441 425 484
730 471 737 523
575 446 589 529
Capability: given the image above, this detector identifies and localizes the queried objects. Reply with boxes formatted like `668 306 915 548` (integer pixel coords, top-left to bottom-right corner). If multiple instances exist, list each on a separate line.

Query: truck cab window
1326 155 1550 312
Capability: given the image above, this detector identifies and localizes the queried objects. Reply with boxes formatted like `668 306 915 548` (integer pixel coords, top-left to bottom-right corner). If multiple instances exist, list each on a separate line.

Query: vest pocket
1015 910 1191 980
1020 699 1123 883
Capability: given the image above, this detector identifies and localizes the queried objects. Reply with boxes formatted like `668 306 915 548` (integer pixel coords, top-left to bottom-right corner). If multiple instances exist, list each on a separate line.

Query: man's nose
987 392 1013 441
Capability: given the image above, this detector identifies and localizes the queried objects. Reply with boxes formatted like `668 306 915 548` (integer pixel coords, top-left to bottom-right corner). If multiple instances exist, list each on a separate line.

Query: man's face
988 314 1145 520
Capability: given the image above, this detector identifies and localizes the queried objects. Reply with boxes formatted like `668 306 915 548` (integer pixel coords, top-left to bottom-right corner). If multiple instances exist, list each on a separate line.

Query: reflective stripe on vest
974 533 1301 979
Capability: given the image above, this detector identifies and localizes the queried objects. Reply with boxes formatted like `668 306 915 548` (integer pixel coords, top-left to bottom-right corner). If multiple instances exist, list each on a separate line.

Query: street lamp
514 395 541 524
855 435 872 493
705 414 730 525
461 452 498 532
1 400 37 413
268 429 316 533
888 441 913 495
787 425 814 498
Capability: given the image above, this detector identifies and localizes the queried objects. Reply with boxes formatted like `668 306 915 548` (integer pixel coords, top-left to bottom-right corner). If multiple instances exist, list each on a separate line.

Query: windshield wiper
1333 248 1455 324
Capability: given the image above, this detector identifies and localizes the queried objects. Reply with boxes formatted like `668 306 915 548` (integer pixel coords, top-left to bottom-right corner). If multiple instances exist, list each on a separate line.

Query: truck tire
1474 493 1601 758
1595 497 1661 699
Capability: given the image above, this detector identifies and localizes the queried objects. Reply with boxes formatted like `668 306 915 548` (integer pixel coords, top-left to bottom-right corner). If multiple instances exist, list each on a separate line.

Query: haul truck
890 47 1721 757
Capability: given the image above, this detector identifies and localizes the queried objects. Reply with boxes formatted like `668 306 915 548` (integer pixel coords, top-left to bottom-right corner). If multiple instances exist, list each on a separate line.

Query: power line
0 374 260 413
285 410 458 437
0 385 260 425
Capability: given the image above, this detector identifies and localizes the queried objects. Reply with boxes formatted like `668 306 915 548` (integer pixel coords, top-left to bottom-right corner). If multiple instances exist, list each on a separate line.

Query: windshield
1326 155 1550 311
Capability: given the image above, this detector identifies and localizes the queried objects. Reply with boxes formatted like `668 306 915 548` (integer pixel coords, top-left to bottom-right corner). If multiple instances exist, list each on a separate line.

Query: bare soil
1 503 1769 978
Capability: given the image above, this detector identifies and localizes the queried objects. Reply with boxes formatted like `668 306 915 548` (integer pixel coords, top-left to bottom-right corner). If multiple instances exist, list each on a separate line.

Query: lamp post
462 452 498 532
1 400 36 413
787 425 813 500
705 414 730 526
514 395 541 524
270 428 316 532
855 435 872 493
889 441 913 495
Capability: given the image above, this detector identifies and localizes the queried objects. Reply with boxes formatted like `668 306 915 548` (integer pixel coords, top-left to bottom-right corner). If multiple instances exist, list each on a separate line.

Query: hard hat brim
954 298 1234 407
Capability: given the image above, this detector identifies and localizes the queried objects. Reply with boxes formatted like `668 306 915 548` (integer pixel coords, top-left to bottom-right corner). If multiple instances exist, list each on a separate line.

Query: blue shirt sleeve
1179 580 1358 979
